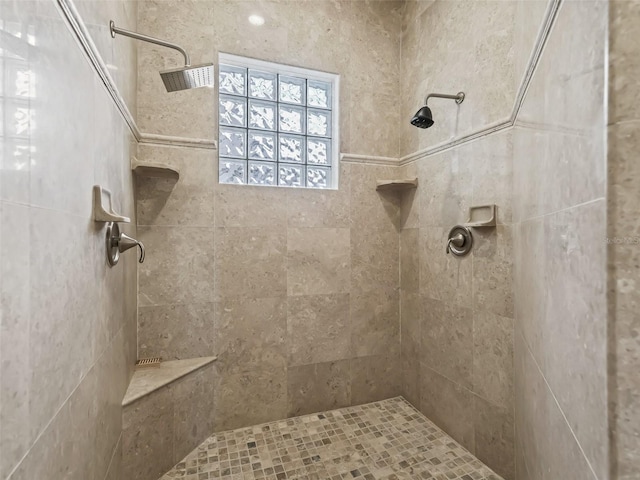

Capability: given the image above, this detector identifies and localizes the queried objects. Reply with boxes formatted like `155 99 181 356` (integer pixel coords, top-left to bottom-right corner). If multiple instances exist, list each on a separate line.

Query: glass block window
218 54 339 189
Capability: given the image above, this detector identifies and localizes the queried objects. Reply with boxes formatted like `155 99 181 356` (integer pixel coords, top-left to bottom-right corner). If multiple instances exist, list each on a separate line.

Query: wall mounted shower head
410 106 434 129
410 91 465 129
110 21 214 93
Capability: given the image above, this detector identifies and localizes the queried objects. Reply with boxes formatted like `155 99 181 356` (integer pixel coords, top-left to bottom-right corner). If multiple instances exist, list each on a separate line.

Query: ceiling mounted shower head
410 106 434 129
110 21 214 93
410 91 465 129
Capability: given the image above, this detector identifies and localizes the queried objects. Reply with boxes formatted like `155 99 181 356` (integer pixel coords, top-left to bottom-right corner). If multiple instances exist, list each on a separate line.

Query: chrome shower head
160 64 215 92
410 106 434 129
110 21 215 93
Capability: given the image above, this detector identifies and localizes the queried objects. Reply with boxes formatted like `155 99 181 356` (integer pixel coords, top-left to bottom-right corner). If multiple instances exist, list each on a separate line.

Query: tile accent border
56 0 560 164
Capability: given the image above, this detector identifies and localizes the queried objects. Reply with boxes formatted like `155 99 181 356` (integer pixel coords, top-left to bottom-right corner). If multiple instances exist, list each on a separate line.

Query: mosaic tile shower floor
161 397 503 480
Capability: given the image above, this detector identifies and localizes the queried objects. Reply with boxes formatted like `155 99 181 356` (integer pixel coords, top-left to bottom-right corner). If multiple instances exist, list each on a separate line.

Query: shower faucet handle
118 233 145 263
106 222 145 266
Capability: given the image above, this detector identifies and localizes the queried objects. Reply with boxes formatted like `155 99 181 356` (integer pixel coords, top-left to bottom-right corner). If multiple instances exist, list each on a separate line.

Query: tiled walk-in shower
161 398 502 480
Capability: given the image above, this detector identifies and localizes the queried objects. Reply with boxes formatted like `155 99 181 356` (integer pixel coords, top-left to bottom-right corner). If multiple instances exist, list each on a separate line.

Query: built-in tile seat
122 356 217 480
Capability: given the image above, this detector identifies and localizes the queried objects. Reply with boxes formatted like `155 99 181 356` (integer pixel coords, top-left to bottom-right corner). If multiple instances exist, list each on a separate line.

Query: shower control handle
118 233 145 263
446 233 465 254
446 226 473 256
106 222 145 266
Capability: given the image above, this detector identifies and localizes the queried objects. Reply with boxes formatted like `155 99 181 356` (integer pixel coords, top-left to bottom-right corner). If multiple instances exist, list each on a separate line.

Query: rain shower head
110 21 214 93
410 91 465 129
160 64 215 92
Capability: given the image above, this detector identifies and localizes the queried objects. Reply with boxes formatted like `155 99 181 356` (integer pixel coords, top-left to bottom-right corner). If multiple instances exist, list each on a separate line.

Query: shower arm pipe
424 92 465 105
109 21 191 66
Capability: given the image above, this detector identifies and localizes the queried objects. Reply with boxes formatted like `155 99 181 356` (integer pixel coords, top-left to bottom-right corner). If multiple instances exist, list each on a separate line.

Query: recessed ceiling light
248 14 265 26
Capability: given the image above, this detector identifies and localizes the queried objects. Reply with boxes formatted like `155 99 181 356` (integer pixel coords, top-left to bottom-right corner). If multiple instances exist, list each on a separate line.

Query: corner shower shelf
375 178 418 192
122 355 217 407
132 158 180 180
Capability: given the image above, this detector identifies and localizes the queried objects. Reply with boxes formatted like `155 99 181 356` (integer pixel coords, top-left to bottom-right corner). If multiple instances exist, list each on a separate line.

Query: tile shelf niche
132 157 180 180
122 356 217 407
375 178 418 192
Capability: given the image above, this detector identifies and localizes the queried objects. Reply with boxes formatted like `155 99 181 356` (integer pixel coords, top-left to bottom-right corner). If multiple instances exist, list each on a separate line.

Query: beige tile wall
608 1 640 479
398 130 515 480
134 0 405 433
136 144 403 431
0 1 137 479
512 1 608 480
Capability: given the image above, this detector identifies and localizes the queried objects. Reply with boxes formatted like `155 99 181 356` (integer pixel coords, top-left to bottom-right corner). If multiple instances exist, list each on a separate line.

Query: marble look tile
213 296 286 375
286 163 351 228
136 144 215 227
419 226 473 308
28 209 97 441
104 435 123 480
214 226 286 300
123 383 175 480
474 396 515 480
214 184 287 229
351 288 399 358
351 354 401 405
94 330 128 480
10 364 98 480
608 121 640 478
418 150 472 228
287 360 351 417
609 0 640 123
350 164 402 232
0 203 30 478
472 226 514 319
138 226 214 306
467 130 513 225
473 311 514 410
213 367 287 432
400 0 515 155
400 228 420 292
399 162 420 229
287 227 350 296
541 201 608 479
351 226 399 294
419 365 475 453
421 297 473 389
172 365 216 463
138 303 215 360
287 294 351 366
514 332 597 480
401 291 421 407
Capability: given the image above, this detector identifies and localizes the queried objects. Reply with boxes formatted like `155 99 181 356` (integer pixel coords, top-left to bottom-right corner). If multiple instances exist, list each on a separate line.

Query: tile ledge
122 356 217 407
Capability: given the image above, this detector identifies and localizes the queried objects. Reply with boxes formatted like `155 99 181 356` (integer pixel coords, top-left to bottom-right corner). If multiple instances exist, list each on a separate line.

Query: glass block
249 70 276 100
307 108 331 137
279 75 306 104
308 80 331 109
307 138 331 165
249 99 276 130
219 127 246 158
219 64 246 96
307 165 331 189
248 131 276 161
278 134 305 164
248 161 276 186
278 163 304 187
219 95 246 127
279 105 305 134
219 158 246 184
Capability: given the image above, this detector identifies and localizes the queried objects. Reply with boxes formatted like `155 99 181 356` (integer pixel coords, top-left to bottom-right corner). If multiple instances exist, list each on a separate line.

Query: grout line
102 432 122 480
517 329 601 480
516 197 606 224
